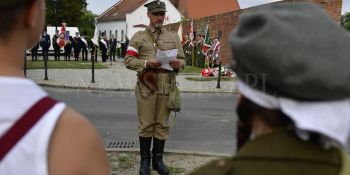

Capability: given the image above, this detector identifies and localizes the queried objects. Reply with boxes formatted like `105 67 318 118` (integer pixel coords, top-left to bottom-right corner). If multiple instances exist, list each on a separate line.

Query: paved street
45 87 239 155
27 58 350 155
26 58 237 93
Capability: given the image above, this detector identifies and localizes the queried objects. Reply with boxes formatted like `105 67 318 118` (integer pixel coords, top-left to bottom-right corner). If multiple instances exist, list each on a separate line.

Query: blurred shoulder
190 158 233 175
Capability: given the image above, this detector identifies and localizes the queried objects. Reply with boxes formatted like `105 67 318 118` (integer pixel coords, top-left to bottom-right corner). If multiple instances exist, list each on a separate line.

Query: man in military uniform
52 30 61 61
182 34 192 66
195 34 205 67
191 3 350 175
125 1 185 175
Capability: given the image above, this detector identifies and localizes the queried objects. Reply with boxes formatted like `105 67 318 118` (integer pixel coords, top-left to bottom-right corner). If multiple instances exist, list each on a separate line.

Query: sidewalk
26 60 237 93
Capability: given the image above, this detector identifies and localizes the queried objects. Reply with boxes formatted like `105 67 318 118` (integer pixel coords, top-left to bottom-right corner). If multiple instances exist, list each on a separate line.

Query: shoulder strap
146 29 163 52
0 96 58 162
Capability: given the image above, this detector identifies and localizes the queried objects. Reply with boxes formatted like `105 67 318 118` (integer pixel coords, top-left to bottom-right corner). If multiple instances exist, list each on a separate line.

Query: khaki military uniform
195 40 205 68
190 129 350 175
125 26 185 140
183 40 192 66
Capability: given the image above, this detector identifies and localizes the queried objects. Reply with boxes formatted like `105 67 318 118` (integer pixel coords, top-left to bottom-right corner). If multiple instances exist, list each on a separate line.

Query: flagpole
190 19 195 66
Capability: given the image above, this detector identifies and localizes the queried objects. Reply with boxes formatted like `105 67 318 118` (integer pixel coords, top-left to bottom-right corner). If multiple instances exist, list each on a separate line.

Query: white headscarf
238 80 350 148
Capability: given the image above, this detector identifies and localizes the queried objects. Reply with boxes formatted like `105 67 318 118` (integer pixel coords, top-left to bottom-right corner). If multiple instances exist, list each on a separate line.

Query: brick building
167 0 343 66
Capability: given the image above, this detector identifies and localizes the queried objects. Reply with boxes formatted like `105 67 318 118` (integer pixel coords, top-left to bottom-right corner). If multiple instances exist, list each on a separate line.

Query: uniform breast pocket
159 39 175 50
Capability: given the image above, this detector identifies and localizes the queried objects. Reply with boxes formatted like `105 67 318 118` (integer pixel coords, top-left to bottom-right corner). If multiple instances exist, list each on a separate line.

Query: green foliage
79 10 98 38
46 0 88 28
117 153 133 170
183 66 203 74
341 13 350 31
26 60 106 69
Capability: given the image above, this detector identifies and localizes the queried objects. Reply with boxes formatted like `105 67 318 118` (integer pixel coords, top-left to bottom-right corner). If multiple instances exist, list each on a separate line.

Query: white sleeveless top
0 77 66 175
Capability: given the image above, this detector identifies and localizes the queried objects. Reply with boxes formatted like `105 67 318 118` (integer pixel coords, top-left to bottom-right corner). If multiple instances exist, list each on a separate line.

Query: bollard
216 62 221 89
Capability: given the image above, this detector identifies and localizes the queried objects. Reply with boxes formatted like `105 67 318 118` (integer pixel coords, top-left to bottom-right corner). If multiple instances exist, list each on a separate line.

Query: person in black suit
64 36 73 61
52 30 61 61
31 42 40 61
73 32 81 61
109 34 117 62
80 32 89 61
99 32 109 62
40 30 51 61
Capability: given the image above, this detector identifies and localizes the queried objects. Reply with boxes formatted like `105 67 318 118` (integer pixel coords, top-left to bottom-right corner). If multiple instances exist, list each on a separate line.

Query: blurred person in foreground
191 2 350 175
0 0 110 174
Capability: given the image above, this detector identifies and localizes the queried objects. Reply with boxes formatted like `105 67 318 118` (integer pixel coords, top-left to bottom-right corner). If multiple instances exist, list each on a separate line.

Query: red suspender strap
0 96 57 161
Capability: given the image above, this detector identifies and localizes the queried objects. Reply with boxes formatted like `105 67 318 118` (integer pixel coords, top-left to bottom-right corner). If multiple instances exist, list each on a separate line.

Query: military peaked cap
230 2 350 101
144 0 166 13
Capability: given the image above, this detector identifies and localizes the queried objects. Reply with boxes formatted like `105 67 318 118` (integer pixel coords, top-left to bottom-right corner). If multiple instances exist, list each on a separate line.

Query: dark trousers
54 48 61 61
31 50 38 61
42 49 49 61
82 48 88 61
74 48 81 61
65 50 71 61
102 50 107 62
110 50 116 61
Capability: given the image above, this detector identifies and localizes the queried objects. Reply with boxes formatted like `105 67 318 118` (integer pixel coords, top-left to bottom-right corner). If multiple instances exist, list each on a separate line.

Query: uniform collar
147 25 166 33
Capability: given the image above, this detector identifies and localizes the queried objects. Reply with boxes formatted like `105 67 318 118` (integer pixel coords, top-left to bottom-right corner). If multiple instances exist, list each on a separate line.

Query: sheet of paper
156 49 178 71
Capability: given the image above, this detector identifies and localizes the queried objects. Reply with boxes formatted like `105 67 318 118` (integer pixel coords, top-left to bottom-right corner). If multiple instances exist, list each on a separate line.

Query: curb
105 148 231 157
38 83 239 93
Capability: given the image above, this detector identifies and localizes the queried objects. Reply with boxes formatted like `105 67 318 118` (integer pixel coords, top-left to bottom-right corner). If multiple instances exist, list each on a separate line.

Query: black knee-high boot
139 137 152 175
152 137 169 175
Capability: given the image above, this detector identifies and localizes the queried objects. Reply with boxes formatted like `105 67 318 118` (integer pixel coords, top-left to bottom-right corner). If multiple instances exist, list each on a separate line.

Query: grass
117 153 133 170
185 76 234 81
26 60 106 69
182 66 204 74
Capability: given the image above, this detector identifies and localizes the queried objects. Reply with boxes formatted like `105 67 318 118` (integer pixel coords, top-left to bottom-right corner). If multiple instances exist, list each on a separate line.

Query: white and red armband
126 46 139 58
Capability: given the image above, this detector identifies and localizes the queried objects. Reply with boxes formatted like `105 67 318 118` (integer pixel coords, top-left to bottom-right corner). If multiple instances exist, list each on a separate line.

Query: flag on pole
178 23 183 43
92 27 99 46
202 23 211 54
189 19 194 47
58 23 66 48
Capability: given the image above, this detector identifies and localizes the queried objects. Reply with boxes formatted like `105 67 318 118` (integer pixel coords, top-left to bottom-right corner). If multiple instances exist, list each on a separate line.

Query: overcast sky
86 0 350 15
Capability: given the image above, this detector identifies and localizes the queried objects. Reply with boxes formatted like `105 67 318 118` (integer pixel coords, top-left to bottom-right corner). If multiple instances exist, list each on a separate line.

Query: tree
46 0 87 28
341 12 350 31
79 10 98 38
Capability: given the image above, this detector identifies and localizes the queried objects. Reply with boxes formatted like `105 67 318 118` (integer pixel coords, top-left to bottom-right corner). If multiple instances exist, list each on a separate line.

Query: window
109 30 112 39
115 30 118 40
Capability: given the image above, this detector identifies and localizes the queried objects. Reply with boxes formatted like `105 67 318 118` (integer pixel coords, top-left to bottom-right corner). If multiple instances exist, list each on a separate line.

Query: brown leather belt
152 68 171 74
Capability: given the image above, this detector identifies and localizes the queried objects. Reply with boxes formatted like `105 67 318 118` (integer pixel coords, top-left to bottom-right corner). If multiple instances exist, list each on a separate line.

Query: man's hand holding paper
156 49 178 71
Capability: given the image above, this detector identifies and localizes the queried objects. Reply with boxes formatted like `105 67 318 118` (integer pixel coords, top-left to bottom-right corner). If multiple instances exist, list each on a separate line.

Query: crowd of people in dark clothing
30 30 129 63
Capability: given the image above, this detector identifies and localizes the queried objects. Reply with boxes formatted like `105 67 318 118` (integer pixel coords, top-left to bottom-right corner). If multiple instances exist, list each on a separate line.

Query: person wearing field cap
191 2 350 175
0 0 110 174
125 0 185 175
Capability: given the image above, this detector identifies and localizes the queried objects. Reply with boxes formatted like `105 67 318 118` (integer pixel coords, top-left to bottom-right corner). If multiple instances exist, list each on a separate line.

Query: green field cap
144 0 166 13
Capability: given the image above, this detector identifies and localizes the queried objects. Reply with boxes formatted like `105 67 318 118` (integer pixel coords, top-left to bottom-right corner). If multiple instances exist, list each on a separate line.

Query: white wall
95 20 126 41
126 0 182 39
